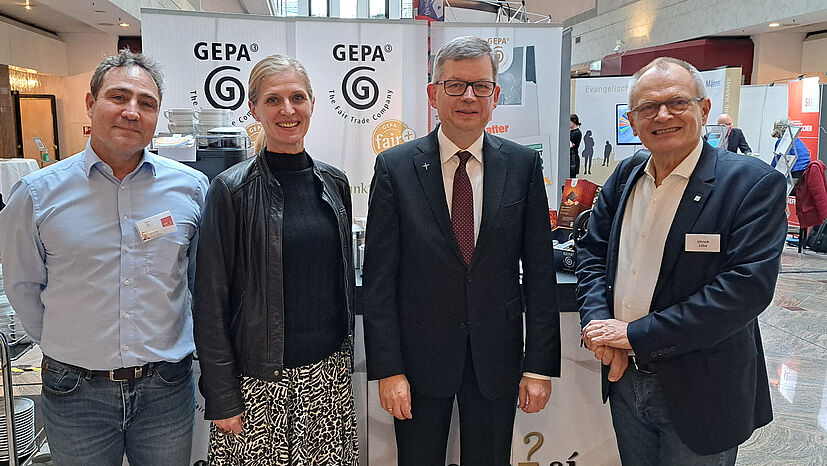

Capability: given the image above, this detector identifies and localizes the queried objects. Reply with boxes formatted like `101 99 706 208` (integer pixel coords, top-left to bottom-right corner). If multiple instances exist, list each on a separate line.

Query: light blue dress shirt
0 143 209 370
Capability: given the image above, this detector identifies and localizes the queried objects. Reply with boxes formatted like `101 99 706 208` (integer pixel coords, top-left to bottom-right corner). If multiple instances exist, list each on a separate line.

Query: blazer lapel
474 134 506 267
414 130 465 263
607 155 649 285
652 143 717 302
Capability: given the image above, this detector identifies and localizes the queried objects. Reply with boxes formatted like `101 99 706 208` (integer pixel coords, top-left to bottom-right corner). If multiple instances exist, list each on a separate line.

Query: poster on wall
430 23 563 207
571 67 741 185
296 20 429 217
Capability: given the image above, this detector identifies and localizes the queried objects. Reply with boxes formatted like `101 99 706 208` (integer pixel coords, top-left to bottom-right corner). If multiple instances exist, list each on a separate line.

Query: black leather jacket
193 151 354 420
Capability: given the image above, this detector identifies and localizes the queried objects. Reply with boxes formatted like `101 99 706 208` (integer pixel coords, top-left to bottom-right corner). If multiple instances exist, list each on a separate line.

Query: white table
0 159 39 202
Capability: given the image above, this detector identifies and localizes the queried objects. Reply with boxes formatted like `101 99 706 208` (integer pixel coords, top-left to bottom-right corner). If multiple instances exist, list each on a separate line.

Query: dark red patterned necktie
452 151 475 266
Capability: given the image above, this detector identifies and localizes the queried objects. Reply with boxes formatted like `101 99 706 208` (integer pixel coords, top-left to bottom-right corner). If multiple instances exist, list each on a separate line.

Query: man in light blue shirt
0 50 209 465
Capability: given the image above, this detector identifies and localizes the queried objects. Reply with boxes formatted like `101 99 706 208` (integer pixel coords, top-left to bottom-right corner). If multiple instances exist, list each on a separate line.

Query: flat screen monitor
616 104 641 145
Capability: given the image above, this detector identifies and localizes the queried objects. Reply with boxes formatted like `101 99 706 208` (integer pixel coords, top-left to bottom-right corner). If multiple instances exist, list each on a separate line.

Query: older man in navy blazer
577 57 785 465
362 36 560 466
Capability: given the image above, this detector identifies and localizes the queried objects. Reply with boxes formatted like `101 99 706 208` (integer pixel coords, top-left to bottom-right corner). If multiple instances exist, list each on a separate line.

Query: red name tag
161 215 174 227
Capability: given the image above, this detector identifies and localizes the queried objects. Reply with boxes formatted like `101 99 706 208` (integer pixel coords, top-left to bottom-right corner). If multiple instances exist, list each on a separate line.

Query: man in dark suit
717 113 751 153
576 57 785 465
362 36 560 466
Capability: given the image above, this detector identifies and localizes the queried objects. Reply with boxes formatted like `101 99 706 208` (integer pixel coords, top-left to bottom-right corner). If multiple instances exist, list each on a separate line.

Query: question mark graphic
517 432 544 466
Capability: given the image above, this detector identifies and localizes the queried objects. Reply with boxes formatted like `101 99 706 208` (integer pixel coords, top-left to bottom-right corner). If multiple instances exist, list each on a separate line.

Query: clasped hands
582 319 632 382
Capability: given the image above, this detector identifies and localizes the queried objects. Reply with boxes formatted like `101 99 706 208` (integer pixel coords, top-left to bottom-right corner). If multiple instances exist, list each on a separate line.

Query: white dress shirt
614 139 703 324
438 127 484 243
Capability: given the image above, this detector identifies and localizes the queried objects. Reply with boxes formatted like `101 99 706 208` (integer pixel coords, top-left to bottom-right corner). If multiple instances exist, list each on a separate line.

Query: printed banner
787 77 820 161
143 11 429 217
430 23 563 206
296 20 429 217
414 0 444 21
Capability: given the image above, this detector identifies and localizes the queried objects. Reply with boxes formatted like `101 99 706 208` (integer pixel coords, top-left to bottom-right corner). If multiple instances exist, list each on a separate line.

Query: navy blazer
576 141 786 455
362 128 560 399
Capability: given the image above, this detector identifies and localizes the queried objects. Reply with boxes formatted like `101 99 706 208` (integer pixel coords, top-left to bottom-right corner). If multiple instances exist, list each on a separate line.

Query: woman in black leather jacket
193 54 357 464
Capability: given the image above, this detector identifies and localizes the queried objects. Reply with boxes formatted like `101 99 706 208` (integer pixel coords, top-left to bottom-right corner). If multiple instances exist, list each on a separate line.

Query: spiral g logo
342 66 379 111
493 45 505 64
204 65 245 110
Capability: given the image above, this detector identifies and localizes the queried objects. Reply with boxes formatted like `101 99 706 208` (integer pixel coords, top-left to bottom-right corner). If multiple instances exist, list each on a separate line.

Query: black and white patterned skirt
208 342 359 465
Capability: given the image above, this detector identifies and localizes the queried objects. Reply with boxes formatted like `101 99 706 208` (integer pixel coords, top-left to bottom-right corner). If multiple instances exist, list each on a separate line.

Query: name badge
685 233 720 252
136 210 177 242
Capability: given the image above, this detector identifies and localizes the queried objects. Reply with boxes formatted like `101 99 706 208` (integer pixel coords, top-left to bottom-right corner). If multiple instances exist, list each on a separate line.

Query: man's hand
582 319 631 350
213 413 243 435
379 374 412 420
590 345 629 382
518 376 552 413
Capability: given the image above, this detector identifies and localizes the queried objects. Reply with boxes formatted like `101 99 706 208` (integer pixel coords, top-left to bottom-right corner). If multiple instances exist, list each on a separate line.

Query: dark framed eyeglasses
629 96 704 119
436 80 496 97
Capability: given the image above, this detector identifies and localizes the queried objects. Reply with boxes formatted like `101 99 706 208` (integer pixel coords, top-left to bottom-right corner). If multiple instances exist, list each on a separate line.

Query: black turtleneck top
264 149 346 368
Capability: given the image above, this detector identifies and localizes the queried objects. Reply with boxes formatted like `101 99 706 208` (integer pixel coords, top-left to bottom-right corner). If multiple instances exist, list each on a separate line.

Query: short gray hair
628 57 706 106
432 36 498 83
90 49 164 101
248 54 313 104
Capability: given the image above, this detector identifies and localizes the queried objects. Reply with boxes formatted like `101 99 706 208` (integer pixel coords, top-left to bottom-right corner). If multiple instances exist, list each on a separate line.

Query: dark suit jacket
576 141 785 455
726 127 751 153
362 128 560 400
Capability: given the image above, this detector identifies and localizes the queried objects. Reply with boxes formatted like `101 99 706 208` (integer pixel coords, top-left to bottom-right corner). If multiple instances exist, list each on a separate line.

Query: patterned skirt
208 342 359 465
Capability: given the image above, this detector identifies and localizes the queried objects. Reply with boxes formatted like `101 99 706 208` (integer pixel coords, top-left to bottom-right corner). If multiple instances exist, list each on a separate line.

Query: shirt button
273 370 280 376
123 313 130 319
120 186 126 190
123 215 128 220
124 279 130 285
123 345 129 351
125 246 130 252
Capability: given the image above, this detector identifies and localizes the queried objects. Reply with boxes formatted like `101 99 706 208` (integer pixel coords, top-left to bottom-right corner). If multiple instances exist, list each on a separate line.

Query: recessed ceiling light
119 22 130 27
769 22 780 28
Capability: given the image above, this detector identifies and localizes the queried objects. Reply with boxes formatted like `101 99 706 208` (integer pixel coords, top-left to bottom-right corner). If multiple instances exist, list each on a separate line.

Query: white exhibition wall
738 83 790 165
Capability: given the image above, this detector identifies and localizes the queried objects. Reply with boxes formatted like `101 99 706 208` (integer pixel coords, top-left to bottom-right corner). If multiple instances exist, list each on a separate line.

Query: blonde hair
248 54 313 103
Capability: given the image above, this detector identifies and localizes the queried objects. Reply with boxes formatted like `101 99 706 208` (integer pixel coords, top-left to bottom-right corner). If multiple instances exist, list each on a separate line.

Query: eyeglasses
436 80 496 97
629 97 704 119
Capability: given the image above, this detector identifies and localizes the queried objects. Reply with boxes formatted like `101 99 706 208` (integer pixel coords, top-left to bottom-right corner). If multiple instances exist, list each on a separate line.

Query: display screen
616 104 641 145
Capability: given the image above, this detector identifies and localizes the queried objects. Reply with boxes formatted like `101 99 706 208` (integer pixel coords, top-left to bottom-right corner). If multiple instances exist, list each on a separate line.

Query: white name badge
136 210 178 243
685 233 720 252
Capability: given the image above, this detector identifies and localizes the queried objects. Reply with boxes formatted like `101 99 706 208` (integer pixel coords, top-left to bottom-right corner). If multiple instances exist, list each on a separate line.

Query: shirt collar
644 137 703 181
83 140 156 178
437 126 484 166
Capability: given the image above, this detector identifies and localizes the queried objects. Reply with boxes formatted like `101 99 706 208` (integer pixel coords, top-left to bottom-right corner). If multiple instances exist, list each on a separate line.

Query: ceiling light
769 22 780 28
119 22 130 27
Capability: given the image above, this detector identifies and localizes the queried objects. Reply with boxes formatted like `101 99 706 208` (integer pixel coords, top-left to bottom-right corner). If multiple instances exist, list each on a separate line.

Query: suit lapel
473 134 506 267
414 130 465 263
652 143 717 301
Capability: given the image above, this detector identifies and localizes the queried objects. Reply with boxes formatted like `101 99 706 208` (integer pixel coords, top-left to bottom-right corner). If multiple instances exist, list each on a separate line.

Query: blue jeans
40 355 195 466
609 367 738 466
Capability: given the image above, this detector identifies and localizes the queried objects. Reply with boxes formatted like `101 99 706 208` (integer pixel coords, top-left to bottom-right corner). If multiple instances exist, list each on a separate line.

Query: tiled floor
738 245 827 465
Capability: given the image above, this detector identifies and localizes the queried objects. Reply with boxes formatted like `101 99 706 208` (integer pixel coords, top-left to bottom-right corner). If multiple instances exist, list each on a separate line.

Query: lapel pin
422 162 430 171
693 195 702 202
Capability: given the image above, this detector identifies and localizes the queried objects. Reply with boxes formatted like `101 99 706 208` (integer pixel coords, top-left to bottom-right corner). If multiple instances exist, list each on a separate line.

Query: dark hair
570 114 580 125
90 49 164 101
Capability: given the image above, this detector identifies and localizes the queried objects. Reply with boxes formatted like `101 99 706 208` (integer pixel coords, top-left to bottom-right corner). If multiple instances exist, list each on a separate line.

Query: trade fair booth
138 8 621 465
